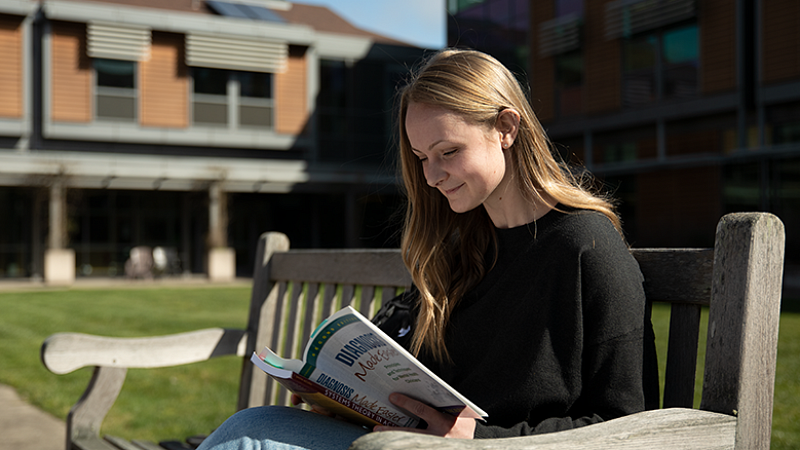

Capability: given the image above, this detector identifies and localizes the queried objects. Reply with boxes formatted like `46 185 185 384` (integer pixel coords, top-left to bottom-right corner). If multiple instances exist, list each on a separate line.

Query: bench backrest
237 212 784 449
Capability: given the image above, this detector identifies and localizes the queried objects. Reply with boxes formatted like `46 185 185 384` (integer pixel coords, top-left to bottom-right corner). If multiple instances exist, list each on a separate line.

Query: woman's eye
443 149 458 156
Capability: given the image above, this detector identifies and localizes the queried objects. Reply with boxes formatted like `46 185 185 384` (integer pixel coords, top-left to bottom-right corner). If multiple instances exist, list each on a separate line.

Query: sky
296 0 446 49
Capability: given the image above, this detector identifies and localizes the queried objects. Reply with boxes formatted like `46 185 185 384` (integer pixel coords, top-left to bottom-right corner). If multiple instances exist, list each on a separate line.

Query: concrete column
44 179 75 285
207 182 235 281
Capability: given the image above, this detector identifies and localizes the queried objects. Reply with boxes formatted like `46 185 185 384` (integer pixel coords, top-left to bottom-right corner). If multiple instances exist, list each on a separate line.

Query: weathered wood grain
701 213 785 450
41 213 786 450
631 248 714 305
348 408 737 450
270 250 412 287
663 303 702 408
41 328 246 374
238 232 289 410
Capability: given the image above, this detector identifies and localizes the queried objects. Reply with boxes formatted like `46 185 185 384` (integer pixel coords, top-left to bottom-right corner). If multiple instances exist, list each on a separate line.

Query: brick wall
51 21 91 123
275 45 308 135
141 31 188 128
0 14 22 119
700 0 737 93
762 0 800 83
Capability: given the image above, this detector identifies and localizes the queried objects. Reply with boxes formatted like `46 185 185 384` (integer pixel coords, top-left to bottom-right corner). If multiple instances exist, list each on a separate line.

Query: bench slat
663 303 702 408
74 436 122 450
349 408 736 450
270 250 412 287
359 285 376 318
631 249 714 305
131 440 168 450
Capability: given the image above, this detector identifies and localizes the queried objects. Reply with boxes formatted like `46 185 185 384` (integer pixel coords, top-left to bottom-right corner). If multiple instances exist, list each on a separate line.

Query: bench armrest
348 408 736 450
40 328 248 446
41 328 248 374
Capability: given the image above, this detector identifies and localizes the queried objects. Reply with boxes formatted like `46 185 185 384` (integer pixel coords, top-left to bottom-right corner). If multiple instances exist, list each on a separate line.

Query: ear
496 109 520 149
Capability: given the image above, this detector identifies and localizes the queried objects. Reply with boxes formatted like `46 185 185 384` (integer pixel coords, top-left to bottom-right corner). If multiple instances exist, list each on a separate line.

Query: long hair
397 49 620 362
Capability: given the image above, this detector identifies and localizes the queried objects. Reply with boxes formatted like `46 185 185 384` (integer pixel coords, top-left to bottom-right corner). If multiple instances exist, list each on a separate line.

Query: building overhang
0 150 400 193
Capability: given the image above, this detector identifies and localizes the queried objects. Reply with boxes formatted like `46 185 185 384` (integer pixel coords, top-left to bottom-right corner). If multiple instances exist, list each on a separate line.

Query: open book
251 306 487 428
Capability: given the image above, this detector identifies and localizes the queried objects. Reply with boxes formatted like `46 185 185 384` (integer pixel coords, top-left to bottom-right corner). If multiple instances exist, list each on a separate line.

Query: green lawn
0 286 251 443
0 287 798 447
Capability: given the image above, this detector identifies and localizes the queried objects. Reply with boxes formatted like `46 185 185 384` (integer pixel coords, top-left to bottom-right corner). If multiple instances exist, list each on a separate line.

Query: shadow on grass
781 295 800 314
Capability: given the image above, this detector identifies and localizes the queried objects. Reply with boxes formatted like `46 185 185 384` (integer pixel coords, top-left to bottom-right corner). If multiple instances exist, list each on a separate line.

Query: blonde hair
397 49 620 362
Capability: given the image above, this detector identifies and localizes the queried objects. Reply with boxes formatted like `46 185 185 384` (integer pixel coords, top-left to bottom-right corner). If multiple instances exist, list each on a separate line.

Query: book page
298 306 486 425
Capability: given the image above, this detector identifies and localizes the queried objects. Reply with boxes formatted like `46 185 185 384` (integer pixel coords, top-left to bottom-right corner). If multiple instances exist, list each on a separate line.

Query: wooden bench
41 212 785 450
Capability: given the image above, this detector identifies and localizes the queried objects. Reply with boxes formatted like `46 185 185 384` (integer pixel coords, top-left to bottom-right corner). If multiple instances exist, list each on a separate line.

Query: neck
484 189 555 229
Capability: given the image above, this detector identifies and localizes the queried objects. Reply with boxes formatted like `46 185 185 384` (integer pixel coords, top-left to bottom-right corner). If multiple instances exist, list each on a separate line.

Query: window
94 59 136 121
192 68 274 129
193 68 228 125
556 0 583 17
555 52 583 117
446 0 529 74
238 71 273 128
622 23 698 107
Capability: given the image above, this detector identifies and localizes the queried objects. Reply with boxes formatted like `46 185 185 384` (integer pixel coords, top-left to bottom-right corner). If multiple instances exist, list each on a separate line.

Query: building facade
449 0 799 277
0 0 423 282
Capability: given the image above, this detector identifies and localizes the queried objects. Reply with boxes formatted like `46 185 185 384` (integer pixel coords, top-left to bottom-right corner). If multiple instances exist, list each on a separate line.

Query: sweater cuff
473 420 492 439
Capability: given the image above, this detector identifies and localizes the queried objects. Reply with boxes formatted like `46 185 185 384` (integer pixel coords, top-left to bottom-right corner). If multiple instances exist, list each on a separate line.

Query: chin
447 200 479 214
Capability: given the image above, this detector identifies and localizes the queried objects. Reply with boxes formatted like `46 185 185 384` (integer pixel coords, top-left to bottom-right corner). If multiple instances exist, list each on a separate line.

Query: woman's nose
424 160 446 187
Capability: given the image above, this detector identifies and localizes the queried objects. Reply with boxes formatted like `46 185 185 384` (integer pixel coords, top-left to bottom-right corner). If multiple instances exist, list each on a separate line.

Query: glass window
193 68 228 95
239 72 272 99
446 0 529 75
95 59 134 88
662 25 698 99
768 102 800 145
94 59 136 121
192 68 274 129
237 71 274 128
193 68 228 125
622 35 657 107
622 23 698 107
556 0 583 17
595 126 657 165
555 52 583 117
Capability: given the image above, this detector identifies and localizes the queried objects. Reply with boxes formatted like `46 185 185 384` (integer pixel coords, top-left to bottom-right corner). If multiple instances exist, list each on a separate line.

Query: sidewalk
0 384 65 450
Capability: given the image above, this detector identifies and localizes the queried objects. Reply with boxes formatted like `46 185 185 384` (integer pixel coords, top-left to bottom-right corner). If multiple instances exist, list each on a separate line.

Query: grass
0 286 251 443
0 287 798 447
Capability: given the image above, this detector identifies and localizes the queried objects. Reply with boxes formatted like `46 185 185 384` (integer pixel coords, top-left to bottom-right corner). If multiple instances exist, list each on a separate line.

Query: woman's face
405 102 511 214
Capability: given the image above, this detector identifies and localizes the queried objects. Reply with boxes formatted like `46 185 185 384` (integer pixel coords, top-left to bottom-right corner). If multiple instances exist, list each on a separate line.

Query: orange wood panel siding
51 21 91 123
141 31 188 128
762 0 800 84
0 14 23 118
700 0 736 93
275 45 308 135
585 0 621 114
635 166 721 247
530 1 555 121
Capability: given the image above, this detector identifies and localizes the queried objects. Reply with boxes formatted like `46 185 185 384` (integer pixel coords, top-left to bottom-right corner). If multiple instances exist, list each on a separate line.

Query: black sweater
418 208 648 438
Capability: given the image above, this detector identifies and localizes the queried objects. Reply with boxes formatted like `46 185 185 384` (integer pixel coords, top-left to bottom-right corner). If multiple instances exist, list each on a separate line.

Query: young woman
197 48 652 449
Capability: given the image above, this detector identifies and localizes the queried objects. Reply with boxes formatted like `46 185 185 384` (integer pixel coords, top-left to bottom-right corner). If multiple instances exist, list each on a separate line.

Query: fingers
290 394 303 406
379 393 475 439
309 404 336 417
389 393 436 421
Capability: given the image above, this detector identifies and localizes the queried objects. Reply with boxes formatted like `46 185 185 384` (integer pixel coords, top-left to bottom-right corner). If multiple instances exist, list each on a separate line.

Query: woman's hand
373 393 476 439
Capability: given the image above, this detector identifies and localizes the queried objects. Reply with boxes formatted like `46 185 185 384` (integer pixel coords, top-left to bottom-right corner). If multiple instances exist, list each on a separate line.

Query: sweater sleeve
473 223 647 439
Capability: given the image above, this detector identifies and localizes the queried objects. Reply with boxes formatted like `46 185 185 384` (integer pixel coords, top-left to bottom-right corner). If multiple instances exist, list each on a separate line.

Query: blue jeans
197 406 371 450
